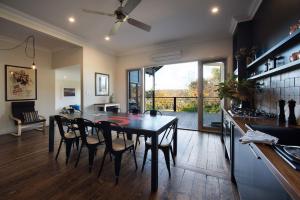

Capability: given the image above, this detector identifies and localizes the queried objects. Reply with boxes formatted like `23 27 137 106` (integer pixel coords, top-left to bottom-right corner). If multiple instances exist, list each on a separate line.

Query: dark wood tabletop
60 112 178 135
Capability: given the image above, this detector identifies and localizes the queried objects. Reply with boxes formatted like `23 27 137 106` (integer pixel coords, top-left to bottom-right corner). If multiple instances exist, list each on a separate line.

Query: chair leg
75 137 80 150
161 147 171 178
141 145 150 172
170 146 176 166
17 124 22 136
43 121 46 134
55 139 63 160
88 146 96 173
75 144 83 167
65 140 73 165
114 153 122 185
98 149 108 178
132 147 138 170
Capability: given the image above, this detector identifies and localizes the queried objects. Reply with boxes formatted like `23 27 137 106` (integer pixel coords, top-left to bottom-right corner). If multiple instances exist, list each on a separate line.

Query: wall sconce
0 35 37 69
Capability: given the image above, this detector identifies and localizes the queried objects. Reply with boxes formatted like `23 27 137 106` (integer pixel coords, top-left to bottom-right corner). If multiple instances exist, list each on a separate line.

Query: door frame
198 58 227 133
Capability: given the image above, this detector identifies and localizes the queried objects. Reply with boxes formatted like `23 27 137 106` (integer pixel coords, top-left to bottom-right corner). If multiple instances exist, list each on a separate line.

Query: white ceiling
0 18 80 51
0 0 257 54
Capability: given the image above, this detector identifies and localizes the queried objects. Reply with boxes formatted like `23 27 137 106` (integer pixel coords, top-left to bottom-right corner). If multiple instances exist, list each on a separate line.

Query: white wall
115 37 233 112
52 47 83 69
55 67 81 113
0 39 55 135
82 45 116 112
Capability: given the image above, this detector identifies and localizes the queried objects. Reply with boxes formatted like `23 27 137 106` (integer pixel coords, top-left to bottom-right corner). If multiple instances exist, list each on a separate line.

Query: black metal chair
141 122 176 178
143 109 162 116
129 108 140 114
134 109 162 150
75 118 105 172
97 121 138 184
54 115 80 164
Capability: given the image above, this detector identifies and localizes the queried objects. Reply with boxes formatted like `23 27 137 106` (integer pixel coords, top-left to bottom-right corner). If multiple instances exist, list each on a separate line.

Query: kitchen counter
224 109 300 200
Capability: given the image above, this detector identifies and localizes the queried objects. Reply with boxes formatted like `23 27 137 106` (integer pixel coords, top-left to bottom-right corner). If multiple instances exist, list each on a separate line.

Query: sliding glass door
199 61 224 132
127 69 142 112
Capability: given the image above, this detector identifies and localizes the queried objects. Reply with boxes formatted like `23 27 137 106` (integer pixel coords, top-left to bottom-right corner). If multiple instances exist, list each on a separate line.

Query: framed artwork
64 88 76 97
95 73 109 96
5 65 37 101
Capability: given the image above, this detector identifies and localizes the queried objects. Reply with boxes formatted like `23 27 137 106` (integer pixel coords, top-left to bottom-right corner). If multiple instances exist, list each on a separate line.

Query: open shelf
247 28 300 69
248 59 300 80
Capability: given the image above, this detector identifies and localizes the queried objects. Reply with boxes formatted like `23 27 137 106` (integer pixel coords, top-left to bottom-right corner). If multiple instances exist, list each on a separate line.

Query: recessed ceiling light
211 7 219 14
104 36 110 41
68 17 75 23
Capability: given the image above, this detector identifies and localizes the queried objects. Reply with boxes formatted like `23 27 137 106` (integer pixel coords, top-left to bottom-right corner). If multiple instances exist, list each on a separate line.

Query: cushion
22 111 39 123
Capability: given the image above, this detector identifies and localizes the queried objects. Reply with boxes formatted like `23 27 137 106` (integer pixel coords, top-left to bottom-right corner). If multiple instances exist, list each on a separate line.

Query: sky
145 61 221 90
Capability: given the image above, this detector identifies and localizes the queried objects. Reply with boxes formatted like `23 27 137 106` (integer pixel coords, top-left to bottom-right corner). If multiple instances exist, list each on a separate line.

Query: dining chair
54 115 80 164
129 108 140 114
75 118 105 172
143 109 162 116
134 109 162 150
141 122 176 178
97 121 138 184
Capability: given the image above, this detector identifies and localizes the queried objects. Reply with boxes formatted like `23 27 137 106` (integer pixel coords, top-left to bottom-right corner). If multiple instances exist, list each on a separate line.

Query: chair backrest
76 118 96 145
129 108 140 115
107 106 119 114
97 121 124 152
144 109 162 116
54 115 67 138
11 101 35 122
159 121 177 146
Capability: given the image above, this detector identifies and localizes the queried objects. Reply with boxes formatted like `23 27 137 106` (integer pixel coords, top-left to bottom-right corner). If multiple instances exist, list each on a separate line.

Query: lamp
0 35 37 69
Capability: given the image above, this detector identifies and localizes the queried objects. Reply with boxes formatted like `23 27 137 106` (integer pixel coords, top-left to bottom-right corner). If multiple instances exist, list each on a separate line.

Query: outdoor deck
162 111 221 130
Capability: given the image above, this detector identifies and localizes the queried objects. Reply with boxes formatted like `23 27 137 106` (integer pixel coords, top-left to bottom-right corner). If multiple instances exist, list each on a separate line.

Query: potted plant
216 76 259 109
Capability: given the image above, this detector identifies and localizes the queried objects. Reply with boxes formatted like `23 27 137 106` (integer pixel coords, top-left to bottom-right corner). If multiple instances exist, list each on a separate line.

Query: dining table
48 112 178 192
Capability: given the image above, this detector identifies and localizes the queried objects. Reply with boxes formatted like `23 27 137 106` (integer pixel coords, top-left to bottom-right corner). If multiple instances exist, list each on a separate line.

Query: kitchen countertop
223 109 300 200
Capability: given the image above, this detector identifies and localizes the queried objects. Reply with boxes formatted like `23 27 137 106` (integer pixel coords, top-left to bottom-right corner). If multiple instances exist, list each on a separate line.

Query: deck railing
145 97 198 112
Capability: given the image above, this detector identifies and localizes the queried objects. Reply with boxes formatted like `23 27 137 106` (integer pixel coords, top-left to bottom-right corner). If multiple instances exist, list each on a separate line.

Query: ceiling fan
82 0 151 37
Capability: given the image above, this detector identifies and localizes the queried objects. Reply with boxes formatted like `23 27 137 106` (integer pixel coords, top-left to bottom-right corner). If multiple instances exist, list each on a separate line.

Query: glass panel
202 62 223 129
130 70 139 83
128 70 142 111
202 98 221 128
203 64 221 98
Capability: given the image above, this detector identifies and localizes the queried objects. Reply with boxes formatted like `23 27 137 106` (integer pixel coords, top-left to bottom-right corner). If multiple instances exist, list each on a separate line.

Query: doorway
144 61 198 130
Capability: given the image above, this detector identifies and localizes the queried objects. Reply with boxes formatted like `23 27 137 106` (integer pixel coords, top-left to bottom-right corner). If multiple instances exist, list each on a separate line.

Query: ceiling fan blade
82 9 115 17
109 21 123 36
127 18 151 32
122 0 141 14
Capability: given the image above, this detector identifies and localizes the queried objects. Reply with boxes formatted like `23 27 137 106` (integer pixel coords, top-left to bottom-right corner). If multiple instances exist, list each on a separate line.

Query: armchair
10 101 46 136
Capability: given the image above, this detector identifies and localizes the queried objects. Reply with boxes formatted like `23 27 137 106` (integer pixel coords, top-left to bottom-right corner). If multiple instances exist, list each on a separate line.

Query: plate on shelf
283 146 300 161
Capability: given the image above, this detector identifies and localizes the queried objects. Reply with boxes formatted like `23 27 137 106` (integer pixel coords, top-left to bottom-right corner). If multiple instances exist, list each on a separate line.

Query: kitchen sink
248 124 300 146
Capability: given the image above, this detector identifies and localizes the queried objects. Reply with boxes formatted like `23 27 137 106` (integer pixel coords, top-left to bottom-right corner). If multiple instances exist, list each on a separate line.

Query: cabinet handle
249 144 261 160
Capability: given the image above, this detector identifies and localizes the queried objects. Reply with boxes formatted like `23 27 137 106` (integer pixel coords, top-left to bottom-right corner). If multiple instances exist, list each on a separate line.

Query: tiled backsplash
255 68 300 124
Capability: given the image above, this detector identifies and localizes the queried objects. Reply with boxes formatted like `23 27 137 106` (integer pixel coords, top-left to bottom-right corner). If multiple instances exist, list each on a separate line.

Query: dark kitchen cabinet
233 125 291 200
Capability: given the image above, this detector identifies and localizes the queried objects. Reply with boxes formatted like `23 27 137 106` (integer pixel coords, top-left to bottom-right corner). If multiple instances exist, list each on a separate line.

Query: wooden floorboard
0 129 239 200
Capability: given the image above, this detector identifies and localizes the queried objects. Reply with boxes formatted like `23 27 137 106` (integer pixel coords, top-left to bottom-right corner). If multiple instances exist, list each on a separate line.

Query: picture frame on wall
5 65 37 101
64 88 76 97
95 73 109 96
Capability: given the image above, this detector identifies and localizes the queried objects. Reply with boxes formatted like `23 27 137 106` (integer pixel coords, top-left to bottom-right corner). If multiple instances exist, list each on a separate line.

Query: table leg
49 116 55 152
173 120 178 156
151 133 158 192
